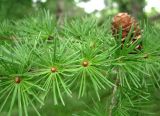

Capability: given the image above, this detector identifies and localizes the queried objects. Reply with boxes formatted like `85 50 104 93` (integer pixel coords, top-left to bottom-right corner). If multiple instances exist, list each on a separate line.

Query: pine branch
1 11 160 115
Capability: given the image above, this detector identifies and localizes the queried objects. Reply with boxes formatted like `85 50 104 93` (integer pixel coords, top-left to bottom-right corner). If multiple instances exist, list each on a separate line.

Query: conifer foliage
0 11 160 116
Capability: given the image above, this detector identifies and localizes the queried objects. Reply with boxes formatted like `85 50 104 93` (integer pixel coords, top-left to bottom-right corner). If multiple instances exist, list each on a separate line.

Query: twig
108 76 120 116
149 14 160 21
56 0 64 25
0 35 16 41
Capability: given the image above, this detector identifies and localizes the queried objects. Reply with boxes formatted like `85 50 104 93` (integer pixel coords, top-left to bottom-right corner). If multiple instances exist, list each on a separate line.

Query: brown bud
51 67 57 73
15 77 21 84
82 61 89 67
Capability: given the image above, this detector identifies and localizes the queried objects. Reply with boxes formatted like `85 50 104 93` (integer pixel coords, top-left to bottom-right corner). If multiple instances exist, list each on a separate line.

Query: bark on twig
149 14 160 21
56 0 64 24
108 77 119 116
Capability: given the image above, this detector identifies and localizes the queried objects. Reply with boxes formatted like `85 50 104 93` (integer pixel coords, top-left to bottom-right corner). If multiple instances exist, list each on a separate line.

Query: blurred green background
0 0 160 22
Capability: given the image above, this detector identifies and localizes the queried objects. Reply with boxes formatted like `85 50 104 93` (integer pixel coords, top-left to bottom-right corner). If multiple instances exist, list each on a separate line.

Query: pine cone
112 13 142 50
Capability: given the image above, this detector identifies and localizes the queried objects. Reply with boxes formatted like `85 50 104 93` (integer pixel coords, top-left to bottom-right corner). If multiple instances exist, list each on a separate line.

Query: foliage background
0 0 160 116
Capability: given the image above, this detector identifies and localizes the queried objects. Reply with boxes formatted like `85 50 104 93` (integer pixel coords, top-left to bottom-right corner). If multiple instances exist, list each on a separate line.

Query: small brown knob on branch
15 77 21 84
51 67 57 73
82 61 89 67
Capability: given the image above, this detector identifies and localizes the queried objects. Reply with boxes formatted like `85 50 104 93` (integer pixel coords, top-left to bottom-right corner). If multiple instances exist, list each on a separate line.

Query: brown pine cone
112 13 142 50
